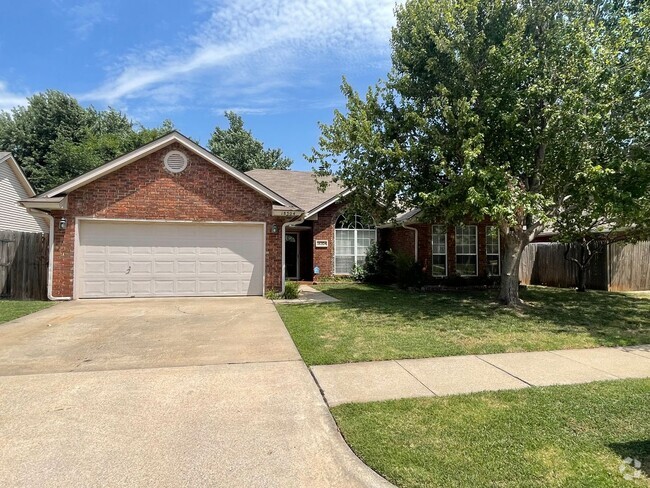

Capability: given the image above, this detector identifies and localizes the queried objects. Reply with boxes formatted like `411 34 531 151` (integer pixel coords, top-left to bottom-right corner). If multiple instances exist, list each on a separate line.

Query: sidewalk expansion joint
474 355 534 387
394 360 437 396
547 350 622 379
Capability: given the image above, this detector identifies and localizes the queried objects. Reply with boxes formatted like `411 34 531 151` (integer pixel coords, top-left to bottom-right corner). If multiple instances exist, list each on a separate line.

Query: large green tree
310 0 650 305
0 90 175 193
208 111 292 172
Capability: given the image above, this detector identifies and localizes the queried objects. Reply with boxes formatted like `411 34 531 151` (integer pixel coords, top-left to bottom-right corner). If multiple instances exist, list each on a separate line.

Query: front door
285 233 299 280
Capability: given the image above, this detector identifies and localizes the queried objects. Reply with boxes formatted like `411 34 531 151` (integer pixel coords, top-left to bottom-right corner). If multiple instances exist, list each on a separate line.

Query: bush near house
282 281 300 300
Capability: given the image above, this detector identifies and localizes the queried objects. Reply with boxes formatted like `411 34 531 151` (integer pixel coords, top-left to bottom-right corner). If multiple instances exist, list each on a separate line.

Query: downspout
28 209 72 301
402 223 418 262
281 214 306 294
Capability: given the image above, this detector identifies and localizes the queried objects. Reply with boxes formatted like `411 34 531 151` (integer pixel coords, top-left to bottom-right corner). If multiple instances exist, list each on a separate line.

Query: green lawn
277 284 650 365
0 300 52 324
332 379 650 487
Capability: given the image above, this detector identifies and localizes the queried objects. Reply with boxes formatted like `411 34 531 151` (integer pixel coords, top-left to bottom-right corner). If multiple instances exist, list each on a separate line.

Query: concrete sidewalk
311 345 650 406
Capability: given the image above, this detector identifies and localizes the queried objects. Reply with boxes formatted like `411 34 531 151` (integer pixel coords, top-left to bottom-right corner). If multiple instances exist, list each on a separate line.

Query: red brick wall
383 219 498 278
312 203 343 279
49 142 289 297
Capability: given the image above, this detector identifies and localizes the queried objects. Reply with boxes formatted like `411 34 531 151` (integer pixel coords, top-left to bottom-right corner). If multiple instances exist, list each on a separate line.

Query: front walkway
272 284 340 305
311 345 650 406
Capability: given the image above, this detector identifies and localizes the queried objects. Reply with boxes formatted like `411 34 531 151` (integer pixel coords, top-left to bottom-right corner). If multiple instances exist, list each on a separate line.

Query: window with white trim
431 225 447 276
486 225 501 276
334 215 376 274
455 225 478 276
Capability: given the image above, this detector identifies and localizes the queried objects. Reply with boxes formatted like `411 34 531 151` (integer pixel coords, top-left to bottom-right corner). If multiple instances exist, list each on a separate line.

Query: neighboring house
0 152 48 233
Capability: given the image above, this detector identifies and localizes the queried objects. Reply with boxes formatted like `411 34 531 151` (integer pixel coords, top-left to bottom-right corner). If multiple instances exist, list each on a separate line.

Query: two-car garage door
76 220 265 298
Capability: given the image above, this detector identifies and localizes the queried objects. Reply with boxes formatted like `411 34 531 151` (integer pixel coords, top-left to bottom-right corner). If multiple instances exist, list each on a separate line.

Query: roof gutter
27 209 72 301
304 188 352 219
20 196 68 210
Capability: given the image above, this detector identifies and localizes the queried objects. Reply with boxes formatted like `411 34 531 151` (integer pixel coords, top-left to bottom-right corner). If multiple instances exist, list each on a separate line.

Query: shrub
361 242 396 284
282 281 300 299
362 243 381 279
392 250 425 288
265 289 281 300
350 264 367 282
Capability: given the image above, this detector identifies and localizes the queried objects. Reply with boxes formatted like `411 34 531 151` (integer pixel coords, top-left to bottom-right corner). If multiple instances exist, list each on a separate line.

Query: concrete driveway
0 298 390 488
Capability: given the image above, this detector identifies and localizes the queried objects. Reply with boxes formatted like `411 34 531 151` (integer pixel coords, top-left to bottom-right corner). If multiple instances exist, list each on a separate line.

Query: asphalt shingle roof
246 169 344 213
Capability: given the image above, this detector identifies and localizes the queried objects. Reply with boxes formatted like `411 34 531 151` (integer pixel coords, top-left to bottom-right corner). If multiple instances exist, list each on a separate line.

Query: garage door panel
219 280 240 294
77 221 264 298
131 260 152 274
131 280 153 295
84 247 106 256
177 261 197 273
153 280 175 294
177 280 197 293
154 261 174 274
85 261 106 274
107 280 129 296
220 261 240 274
198 262 219 274
108 261 129 274
198 280 218 293
84 281 106 296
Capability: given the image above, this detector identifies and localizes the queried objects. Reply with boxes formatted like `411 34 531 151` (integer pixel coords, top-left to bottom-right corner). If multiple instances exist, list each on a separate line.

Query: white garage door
77 221 265 298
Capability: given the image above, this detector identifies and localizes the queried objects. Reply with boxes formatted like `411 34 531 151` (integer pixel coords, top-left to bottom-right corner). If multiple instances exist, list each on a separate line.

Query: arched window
334 215 377 275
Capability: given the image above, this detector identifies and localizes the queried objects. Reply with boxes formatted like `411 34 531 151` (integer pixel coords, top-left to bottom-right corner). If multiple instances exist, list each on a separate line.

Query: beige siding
0 160 48 233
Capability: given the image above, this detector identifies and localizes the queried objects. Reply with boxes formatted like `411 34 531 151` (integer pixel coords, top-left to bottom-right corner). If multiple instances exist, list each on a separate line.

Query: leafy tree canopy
208 111 292 172
310 0 650 305
0 90 175 193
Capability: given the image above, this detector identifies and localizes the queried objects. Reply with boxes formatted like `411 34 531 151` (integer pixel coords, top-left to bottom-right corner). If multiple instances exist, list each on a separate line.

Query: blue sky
0 0 398 170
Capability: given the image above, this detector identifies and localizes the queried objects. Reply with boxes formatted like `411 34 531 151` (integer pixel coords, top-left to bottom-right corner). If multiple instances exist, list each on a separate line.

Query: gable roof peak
33 131 296 208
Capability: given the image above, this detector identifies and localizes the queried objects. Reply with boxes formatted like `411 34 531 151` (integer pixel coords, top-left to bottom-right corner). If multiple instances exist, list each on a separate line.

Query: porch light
59 217 67 230
271 224 278 234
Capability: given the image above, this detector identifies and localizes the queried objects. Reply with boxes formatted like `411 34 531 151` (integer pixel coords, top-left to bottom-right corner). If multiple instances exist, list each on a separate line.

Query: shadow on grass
316 284 650 346
609 440 650 477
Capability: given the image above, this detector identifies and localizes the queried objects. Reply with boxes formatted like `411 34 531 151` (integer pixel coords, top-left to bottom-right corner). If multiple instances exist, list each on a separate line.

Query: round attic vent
163 150 188 173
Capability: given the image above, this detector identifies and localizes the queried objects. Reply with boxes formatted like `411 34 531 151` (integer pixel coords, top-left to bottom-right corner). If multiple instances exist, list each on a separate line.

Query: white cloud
0 82 28 112
53 1 114 39
82 0 398 109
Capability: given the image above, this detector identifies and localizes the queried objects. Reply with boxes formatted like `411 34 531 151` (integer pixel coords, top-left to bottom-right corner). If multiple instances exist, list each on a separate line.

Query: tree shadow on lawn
609 440 650 478
318 284 650 346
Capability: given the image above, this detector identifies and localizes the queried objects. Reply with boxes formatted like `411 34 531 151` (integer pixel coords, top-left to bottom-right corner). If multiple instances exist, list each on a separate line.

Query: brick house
379 215 502 280
19 132 501 300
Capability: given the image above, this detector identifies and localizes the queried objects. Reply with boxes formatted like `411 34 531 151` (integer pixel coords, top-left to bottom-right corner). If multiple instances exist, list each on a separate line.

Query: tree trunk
576 265 587 292
499 233 526 306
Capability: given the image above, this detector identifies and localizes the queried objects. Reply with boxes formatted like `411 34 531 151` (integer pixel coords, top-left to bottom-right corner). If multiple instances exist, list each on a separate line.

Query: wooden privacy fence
520 241 650 291
0 230 49 300
608 241 650 291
